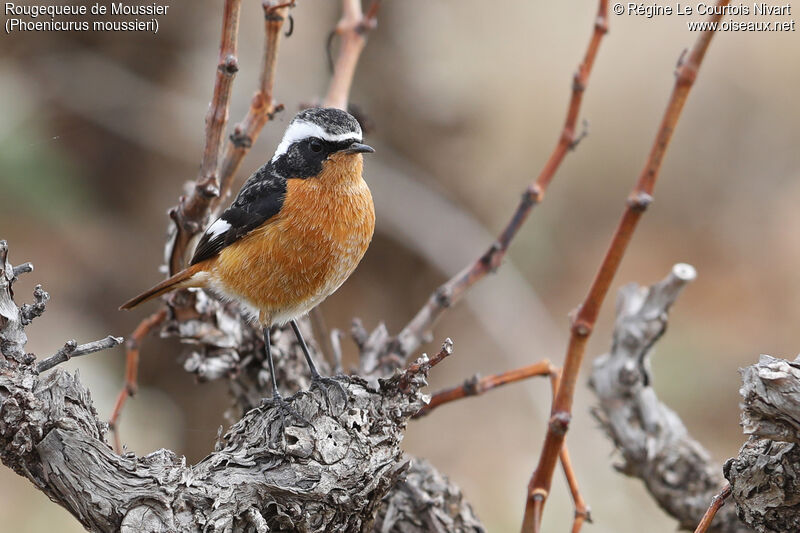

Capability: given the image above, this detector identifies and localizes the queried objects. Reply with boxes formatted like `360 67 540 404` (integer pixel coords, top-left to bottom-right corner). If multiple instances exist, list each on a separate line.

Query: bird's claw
310 374 348 409
259 394 310 428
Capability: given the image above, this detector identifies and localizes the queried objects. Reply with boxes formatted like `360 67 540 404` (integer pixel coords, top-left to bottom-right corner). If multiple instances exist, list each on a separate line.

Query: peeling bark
589 264 750 532
723 355 800 532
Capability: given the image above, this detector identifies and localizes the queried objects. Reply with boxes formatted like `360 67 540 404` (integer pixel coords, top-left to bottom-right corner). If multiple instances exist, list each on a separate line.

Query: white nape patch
271 120 362 162
206 218 231 239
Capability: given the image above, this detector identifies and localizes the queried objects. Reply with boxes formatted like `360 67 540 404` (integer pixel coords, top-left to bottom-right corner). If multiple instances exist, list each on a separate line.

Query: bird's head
271 107 374 181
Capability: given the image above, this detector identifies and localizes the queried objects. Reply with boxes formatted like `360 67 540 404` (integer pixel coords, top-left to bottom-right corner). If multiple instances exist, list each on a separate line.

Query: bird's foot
259 393 310 428
310 374 349 409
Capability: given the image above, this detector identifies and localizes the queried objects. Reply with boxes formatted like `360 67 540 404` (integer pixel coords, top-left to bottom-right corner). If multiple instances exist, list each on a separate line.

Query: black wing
190 164 287 265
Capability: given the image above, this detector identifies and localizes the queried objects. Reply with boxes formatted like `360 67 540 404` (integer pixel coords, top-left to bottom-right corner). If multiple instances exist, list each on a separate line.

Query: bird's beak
342 142 375 155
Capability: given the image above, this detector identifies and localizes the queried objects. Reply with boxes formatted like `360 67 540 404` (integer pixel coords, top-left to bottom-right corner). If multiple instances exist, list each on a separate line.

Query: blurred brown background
1 1 798 531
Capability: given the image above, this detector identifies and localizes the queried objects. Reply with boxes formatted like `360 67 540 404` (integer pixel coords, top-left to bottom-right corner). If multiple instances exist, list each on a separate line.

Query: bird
121 107 375 405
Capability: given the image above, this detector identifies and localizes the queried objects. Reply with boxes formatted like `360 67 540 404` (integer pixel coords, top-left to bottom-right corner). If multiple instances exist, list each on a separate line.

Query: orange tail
119 263 207 310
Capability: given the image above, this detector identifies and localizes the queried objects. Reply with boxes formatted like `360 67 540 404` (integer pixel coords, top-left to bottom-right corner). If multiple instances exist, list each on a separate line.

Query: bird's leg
290 319 347 404
259 324 308 426
264 325 281 400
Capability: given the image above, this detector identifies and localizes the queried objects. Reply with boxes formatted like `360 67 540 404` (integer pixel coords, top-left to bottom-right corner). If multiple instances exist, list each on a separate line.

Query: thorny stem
323 0 380 110
109 308 168 453
521 2 730 531
693 485 732 533
168 0 243 275
391 0 610 362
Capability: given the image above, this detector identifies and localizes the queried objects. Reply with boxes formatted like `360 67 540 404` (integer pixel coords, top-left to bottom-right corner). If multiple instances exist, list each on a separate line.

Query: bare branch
588 264 747 532
167 0 244 274
212 1 292 216
323 0 380 110
522 2 730 527
109 308 168 452
390 0 610 363
37 336 123 373
397 338 453 393
694 485 733 533
12 262 33 278
20 284 49 325
414 359 554 418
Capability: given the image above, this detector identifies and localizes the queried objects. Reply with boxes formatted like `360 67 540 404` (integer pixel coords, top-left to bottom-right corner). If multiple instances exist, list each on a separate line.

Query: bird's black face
270 108 374 179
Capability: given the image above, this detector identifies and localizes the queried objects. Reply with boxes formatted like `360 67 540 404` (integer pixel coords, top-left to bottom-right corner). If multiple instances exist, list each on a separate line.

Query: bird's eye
309 140 323 153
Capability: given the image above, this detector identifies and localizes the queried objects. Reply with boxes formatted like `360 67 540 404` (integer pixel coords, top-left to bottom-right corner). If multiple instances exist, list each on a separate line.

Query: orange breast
210 153 375 325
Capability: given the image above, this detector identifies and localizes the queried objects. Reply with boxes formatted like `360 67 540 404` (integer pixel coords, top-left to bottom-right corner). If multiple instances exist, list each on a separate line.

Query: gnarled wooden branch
0 242 462 532
724 355 800 532
383 0 609 367
589 263 748 532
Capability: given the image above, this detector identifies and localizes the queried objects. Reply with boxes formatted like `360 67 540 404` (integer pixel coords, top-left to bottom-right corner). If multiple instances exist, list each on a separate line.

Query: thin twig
323 0 380 110
168 0 243 274
548 370 591 533
12 262 33 278
37 336 123 373
391 0 610 362
694 485 732 533
212 1 292 216
109 308 168 453
413 360 554 418
521 3 730 530
398 338 453 393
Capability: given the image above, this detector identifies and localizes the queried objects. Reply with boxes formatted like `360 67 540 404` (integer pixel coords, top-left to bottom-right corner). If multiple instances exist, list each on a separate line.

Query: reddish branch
548 370 591 533
391 0 610 361
323 0 380 110
167 0 243 275
413 361 591 531
398 339 453 393
212 1 293 217
521 2 731 531
694 485 732 533
414 360 554 418
109 308 167 452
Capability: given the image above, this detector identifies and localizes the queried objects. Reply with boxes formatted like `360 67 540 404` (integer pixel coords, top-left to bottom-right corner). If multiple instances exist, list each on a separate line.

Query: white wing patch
271 120 362 162
206 218 231 239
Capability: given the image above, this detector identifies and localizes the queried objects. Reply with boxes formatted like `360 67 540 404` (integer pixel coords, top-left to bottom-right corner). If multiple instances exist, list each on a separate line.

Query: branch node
197 176 221 198
267 103 285 120
570 318 592 337
463 374 481 395
524 184 543 206
20 284 50 325
230 129 253 148
548 411 571 436
626 192 653 212
12 262 33 278
434 286 452 308
569 119 590 150
572 71 587 93
221 54 239 75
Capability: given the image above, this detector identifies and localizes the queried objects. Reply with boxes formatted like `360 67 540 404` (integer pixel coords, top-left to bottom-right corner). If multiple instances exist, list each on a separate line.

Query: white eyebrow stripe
271 120 362 162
